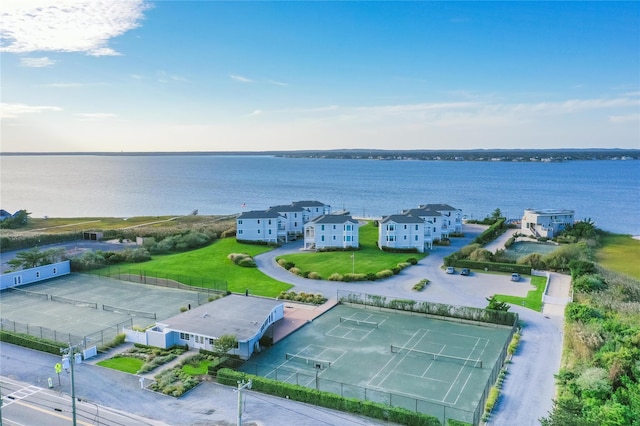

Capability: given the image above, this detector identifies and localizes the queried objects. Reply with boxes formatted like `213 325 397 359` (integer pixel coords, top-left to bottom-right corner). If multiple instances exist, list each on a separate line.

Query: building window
415 235 419 241
257 219 260 224
388 225 395 231
321 225 325 231
268 219 272 225
333 225 336 230
209 338 214 345
404 225 407 229
53 268 57 274
333 235 336 240
238 220 243 225
180 332 190 340
258 229 261 234
238 230 243 234
268 229 272 234
36 272 41 278
415 225 419 230
294 222 298 227
404 235 407 240
321 236 325 241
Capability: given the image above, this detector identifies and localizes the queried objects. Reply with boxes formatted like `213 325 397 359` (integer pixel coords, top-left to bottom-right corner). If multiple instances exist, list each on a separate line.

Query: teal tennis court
241 303 513 423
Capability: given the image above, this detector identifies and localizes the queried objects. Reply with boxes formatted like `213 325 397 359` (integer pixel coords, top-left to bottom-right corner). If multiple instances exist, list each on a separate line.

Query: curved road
254 224 564 425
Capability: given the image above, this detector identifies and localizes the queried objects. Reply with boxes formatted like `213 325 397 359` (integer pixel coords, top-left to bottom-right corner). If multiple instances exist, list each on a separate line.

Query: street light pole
237 379 252 426
61 342 82 426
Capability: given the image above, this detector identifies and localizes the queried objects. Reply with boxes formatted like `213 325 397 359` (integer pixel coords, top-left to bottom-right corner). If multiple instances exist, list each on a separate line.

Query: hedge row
0 331 66 355
217 368 441 426
452 259 531 275
472 218 507 246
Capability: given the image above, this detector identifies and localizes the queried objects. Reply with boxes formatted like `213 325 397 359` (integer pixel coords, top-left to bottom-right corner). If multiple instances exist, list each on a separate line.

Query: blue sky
1 1 638 152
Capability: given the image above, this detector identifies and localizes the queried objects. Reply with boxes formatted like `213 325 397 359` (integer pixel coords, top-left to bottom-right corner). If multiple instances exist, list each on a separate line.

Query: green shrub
289 267 302 275
413 279 430 291
573 274 607 293
328 273 343 281
0 331 66 355
307 272 321 280
565 303 603 323
375 269 394 279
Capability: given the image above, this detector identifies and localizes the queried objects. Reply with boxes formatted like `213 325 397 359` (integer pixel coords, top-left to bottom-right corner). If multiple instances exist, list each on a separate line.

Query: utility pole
237 379 252 426
61 342 82 426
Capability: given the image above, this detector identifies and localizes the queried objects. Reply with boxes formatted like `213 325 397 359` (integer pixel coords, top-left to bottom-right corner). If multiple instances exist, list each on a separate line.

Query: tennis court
241 303 513 424
0 274 211 344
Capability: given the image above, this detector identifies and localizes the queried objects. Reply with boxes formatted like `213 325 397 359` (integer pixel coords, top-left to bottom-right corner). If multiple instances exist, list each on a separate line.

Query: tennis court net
391 345 483 369
285 353 332 369
102 304 156 319
8 287 49 301
50 295 98 309
339 317 378 327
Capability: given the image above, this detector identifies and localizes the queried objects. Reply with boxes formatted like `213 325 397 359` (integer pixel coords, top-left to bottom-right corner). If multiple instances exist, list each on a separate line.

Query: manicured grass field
97 357 144 374
494 275 546 312
596 234 640 280
181 360 212 375
275 222 427 277
122 237 292 297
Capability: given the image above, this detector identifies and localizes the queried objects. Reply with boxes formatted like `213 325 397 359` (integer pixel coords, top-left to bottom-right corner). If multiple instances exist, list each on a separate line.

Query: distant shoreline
1 148 639 162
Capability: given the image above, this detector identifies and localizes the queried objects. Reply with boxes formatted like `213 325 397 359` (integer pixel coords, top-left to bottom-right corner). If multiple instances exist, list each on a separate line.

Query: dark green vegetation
538 231 640 424
276 222 425 281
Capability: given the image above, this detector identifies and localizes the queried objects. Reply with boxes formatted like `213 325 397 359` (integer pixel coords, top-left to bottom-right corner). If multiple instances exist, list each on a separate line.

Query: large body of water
1 155 638 236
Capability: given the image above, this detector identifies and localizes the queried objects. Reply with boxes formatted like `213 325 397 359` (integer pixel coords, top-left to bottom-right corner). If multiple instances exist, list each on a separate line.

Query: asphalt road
1 224 564 425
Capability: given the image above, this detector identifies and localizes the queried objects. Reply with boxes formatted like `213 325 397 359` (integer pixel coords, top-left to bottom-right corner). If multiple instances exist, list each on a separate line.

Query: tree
7 247 50 270
485 295 510 311
212 334 237 355
0 209 31 229
491 208 503 220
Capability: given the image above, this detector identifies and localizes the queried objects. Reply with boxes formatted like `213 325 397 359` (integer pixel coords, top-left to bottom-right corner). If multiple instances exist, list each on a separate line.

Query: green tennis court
1 274 210 345
241 303 513 424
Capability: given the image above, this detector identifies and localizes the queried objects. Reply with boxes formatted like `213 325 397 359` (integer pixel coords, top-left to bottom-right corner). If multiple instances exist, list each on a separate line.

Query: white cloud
40 82 86 88
0 0 149 56
230 74 253 83
20 56 56 67
247 110 263 117
267 79 288 86
75 113 117 120
609 113 639 123
0 102 62 119
157 71 188 84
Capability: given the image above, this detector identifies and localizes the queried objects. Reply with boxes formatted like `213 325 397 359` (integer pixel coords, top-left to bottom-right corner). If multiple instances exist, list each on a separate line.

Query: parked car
446 266 456 274
461 268 470 276
511 273 520 282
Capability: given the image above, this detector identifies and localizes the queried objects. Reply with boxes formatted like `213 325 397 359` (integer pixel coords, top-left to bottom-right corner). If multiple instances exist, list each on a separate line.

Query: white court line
453 338 491 406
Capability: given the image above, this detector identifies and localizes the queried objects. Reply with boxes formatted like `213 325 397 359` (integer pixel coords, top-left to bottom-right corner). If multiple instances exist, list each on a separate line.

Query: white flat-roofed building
146 294 284 360
304 214 359 251
378 214 426 252
521 208 575 238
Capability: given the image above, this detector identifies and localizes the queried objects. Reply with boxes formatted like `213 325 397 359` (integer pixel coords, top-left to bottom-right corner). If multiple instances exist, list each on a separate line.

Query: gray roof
381 214 424 224
291 200 327 207
158 294 283 342
237 210 281 219
268 205 306 213
419 203 460 211
402 208 442 217
309 214 358 224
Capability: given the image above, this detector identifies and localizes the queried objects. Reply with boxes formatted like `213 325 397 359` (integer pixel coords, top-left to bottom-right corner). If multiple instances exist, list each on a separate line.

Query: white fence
535 269 573 305
123 328 148 345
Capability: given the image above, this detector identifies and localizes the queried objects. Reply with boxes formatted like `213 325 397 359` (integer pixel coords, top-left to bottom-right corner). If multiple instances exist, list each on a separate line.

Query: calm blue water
1 155 638 235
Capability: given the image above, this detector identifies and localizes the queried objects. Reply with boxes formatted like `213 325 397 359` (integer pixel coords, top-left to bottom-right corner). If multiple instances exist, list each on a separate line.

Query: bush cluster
412 279 430 291
482 368 508 422
278 291 326 304
0 331 66 355
227 253 256 267
70 248 151 271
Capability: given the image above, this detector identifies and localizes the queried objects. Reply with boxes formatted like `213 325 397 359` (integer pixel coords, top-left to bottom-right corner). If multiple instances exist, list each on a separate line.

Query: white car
446 267 456 274
511 273 520 282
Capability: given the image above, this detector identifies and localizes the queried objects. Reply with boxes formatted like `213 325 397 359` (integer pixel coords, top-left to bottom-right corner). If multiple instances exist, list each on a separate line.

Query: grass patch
181 360 212 375
494 275 546 312
595 233 640 280
276 222 427 278
103 237 292 297
97 357 144 374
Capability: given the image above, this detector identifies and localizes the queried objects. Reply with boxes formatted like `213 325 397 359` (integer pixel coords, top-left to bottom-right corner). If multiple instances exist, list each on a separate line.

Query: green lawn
275 222 427 278
118 238 292 297
97 357 144 374
596 234 640 280
494 275 546 312
181 360 212 375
